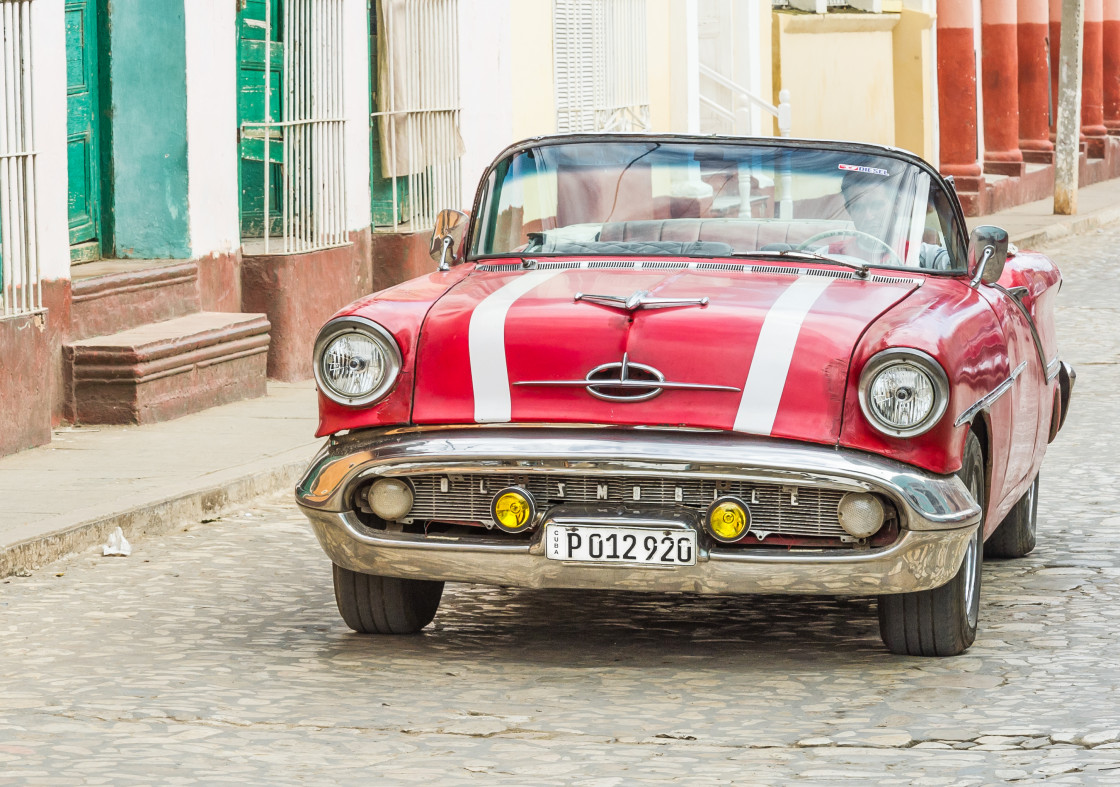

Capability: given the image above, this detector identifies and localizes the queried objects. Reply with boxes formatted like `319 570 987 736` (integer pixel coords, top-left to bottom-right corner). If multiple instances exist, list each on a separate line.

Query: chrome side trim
1046 357 1061 383
954 361 1027 427
301 507 977 596
296 426 981 532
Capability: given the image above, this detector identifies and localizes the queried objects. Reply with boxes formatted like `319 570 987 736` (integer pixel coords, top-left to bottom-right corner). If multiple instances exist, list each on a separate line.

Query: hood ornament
515 353 739 402
574 290 709 311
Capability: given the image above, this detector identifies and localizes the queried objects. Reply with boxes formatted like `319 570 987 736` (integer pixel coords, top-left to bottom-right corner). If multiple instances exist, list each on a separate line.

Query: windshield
470 139 965 272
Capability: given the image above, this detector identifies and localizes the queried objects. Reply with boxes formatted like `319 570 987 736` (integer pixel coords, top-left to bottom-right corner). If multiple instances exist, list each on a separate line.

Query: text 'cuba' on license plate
545 524 697 566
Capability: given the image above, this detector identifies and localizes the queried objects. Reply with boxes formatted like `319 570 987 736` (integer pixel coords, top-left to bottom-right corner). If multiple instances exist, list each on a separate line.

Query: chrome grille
402 473 849 539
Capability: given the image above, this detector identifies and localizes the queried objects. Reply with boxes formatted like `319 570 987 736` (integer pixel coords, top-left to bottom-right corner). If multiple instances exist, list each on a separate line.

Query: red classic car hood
412 262 919 444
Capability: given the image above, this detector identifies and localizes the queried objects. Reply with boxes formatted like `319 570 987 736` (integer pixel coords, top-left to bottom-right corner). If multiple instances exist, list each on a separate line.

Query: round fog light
706 496 751 543
367 478 414 521
837 492 886 538
491 487 536 533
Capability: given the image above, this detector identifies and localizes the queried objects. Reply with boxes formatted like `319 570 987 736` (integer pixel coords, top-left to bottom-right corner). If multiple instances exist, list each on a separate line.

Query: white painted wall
184 0 240 258
32 0 71 281
458 0 513 209
343 0 372 232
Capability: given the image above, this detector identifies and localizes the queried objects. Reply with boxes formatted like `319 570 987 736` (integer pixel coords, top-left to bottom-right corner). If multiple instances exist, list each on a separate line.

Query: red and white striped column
982 0 1026 175
1083 0 1109 156
938 0 985 194
1018 0 1054 162
1106 0 1120 134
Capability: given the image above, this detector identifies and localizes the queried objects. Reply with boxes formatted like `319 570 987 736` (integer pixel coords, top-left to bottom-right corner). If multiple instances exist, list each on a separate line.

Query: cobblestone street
2 230 1119 785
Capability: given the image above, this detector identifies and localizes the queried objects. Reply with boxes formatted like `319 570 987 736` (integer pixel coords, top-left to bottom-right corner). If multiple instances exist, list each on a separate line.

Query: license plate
545 524 697 566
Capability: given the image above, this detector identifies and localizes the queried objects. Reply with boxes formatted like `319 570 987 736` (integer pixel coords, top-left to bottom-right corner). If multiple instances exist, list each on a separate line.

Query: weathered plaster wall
0 312 52 457
184 0 239 259
106 0 192 258
773 11 899 145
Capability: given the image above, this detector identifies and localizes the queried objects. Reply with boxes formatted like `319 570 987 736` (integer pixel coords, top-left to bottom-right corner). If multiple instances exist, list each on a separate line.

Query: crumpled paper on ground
102 527 132 557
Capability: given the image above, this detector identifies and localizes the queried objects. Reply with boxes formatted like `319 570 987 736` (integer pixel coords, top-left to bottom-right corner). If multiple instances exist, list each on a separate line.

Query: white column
30 0 68 281
343 0 371 234
184 0 240 258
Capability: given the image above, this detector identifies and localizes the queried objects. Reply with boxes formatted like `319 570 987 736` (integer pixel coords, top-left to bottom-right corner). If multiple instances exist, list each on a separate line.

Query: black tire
332 563 443 634
984 473 1039 559
878 432 984 657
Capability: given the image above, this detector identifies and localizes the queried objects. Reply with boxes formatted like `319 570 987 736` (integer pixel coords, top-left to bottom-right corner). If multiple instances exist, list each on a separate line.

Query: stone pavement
3 175 1120 579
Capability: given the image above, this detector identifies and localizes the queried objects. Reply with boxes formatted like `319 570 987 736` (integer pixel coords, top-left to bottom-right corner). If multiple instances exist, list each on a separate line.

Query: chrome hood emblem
574 290 709 311
515 353 740 402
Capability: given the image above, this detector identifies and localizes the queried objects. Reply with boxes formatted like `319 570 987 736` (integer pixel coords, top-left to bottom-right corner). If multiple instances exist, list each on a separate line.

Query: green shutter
238 0 284 237
66 0 102 259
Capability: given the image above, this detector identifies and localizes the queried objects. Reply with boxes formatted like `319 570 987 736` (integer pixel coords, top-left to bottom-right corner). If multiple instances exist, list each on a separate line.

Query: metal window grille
0 0 40 316
370 0 462 232
554 0 650 133
241 0 348 254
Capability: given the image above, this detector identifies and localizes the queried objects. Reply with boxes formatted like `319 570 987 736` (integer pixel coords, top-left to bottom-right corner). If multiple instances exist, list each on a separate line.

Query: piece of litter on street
102 527 132 557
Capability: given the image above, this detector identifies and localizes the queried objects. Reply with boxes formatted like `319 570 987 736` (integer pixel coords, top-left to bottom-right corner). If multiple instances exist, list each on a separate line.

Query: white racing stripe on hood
469 270 565 423
733 276 834 435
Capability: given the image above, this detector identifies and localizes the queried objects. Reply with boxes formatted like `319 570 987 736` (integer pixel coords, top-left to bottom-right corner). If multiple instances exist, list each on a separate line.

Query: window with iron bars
369 0 462 232
237 0 348 254
0 0 40 316
554 0 651 133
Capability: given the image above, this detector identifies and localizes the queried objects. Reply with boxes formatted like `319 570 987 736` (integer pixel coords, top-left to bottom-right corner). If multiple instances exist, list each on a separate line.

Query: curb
1010 204 1120 250
0 459 307 579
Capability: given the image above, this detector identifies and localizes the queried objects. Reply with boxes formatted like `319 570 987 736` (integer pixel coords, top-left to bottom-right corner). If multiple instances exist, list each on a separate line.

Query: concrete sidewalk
3 177 1119 578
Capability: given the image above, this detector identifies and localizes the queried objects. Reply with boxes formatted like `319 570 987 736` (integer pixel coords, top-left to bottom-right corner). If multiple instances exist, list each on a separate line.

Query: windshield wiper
732 249 869 278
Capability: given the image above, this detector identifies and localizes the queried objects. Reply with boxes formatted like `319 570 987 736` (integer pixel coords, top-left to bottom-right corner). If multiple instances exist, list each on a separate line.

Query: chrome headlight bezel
858 348 949 438
313 316 403 407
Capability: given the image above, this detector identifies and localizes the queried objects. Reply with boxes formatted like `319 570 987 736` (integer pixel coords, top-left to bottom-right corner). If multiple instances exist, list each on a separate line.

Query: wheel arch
964 413 992 536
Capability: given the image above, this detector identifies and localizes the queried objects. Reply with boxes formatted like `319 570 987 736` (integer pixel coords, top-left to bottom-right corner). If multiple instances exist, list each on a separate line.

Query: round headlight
837 492 886 538
367 478 414 521
859 349 949 437
313 317 402 406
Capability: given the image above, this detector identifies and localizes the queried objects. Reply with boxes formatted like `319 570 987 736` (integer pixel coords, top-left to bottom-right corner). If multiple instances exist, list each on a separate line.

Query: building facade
1 0 1116 458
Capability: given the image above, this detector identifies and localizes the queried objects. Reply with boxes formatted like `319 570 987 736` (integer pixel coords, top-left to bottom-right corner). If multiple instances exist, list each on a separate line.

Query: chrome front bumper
296 426 982 596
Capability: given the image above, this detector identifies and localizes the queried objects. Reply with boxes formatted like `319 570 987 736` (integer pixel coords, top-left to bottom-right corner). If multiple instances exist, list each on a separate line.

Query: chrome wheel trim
963 526 980 629
1027 477 1038 536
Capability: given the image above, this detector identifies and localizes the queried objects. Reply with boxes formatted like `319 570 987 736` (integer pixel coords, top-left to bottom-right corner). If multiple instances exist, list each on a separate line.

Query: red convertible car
296 135 1074 657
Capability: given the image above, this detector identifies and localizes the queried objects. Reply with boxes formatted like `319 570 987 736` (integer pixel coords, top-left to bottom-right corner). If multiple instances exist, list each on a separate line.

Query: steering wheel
795 229 904 267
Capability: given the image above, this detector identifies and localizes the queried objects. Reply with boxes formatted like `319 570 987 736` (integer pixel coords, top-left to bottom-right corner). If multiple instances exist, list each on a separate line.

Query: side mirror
429 209 469 271
968 225 1009 286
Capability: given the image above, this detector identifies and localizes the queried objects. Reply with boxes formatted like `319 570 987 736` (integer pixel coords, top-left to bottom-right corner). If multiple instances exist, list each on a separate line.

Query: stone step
70 261 202 341
65 312 271 425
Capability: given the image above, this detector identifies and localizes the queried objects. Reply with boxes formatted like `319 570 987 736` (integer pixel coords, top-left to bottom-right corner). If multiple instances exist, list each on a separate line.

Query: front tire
878 432 985 657
984 474 1039 559
332 563 443 634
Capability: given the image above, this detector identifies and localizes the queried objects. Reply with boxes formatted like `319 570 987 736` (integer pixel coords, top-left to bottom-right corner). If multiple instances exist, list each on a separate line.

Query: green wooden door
66 0 101 261
238 0 284 237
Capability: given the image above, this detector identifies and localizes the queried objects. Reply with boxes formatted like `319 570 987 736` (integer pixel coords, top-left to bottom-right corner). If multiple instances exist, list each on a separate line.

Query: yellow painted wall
772 11 899 145
510 1 557 139
892 8 936 161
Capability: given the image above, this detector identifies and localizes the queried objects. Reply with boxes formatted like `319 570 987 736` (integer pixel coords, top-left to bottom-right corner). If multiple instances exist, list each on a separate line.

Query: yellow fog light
706 496 751 544
491 487 536 533
837 492 886 538
367 478 414 521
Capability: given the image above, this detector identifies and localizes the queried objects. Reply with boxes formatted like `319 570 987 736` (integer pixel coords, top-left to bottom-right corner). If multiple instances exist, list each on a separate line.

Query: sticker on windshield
839 164 890 177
